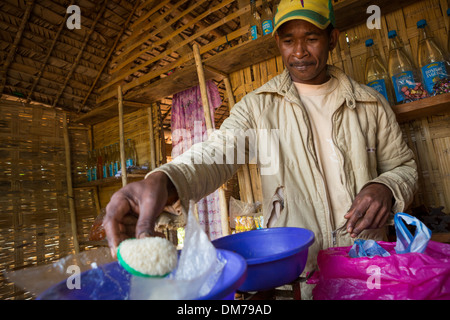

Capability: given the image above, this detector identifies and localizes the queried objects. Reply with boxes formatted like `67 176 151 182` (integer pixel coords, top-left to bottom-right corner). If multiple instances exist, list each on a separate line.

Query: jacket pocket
266 186 285 227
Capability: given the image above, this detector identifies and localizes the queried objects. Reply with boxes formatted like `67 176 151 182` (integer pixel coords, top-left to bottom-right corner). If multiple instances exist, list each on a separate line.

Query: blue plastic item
348 239 391 258
36 249 247 300
212 227 315 292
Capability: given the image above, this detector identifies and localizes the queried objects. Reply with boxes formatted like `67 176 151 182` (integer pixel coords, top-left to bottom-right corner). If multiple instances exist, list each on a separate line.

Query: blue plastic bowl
212 227 315 292
36 249 247 300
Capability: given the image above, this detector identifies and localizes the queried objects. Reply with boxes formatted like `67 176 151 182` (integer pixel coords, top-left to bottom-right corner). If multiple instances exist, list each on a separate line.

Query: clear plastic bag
129 201 225 300
6 201 225 300
5 247 115 298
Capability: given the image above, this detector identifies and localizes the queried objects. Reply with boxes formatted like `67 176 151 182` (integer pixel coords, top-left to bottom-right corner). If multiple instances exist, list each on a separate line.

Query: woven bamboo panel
0 99 94 300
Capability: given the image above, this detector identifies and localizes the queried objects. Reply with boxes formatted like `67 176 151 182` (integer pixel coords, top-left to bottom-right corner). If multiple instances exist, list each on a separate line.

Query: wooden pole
224 77 254 204
192 43 230 236
63 113 80 254
147 106 157 170
118 86 127 187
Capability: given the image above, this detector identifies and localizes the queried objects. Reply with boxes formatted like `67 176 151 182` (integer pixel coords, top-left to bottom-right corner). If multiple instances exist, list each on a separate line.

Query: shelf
392 92 450 123
74 173 148 188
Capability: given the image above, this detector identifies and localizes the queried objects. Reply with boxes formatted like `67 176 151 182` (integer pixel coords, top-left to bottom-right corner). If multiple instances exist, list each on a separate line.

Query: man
104 0 418 298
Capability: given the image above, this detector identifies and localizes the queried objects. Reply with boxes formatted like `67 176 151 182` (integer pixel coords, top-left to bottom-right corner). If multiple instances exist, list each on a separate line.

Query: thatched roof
0 0 420 130
1 0 276 130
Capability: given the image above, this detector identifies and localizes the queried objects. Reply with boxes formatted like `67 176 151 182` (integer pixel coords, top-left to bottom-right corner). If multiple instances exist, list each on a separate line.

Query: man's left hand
344 183 394 238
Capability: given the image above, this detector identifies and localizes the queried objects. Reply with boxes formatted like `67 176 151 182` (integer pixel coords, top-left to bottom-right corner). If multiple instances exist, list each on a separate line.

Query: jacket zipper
330 104 350 247
285 95 335 248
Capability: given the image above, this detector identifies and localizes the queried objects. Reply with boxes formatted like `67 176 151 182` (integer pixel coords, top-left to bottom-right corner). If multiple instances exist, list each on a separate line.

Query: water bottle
417 19 448 95
261 0 274 36
365 38 394 104
86 150 92 182
387 30 423 103
107 145 114 177
249 0 261 40
91 149 98 181
113 143 120 175
96 148 103 180
125 139 137 169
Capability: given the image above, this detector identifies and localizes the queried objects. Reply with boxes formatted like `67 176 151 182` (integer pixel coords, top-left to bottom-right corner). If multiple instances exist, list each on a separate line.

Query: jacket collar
254 65 378 109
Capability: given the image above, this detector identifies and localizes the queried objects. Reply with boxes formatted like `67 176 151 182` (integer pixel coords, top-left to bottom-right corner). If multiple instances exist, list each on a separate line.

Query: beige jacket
150 65 418 271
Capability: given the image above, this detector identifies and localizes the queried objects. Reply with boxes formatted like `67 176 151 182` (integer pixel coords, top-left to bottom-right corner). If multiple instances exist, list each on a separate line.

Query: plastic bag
129 201 225 300
348 212 431 258
348 239 391 258
5 247 116 298
308 213 450 300
6 201 225 300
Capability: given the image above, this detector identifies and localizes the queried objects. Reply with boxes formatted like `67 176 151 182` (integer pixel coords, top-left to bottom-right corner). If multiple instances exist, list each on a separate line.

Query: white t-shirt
294 77 351 228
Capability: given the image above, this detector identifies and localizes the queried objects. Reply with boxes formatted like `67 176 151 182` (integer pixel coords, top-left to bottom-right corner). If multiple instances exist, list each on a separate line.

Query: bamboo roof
0 0 422 130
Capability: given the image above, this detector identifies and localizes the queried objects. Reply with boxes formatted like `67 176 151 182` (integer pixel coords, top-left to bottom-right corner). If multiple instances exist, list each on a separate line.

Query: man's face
275 19 339 85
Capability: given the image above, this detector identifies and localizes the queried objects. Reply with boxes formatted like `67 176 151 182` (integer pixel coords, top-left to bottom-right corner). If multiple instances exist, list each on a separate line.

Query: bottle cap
447 8 450 16
365 39 374 47
388 30 397 39
416 19 427 28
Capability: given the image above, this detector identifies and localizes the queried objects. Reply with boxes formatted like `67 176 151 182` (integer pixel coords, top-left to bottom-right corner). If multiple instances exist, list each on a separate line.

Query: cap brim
272 9 331 35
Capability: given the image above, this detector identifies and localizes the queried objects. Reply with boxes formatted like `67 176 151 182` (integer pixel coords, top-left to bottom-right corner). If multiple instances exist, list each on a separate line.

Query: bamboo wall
0 99 94 299
1 0 449 301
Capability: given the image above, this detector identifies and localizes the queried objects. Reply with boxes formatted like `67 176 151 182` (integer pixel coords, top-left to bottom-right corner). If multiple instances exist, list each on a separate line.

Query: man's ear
329 28 340 51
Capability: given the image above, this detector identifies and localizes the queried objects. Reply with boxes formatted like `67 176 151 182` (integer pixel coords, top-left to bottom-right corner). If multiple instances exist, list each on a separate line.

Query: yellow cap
273 0 336 35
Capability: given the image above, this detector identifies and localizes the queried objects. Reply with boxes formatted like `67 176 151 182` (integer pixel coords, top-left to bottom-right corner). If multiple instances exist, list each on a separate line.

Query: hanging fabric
171 80 223 240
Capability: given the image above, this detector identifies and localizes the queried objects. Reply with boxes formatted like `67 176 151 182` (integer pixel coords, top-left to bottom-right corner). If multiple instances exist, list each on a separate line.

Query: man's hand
344 183 393 238
103 171 178 257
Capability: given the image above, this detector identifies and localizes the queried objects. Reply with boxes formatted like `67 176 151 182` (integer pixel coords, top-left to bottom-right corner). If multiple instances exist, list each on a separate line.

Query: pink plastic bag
308 241 450 300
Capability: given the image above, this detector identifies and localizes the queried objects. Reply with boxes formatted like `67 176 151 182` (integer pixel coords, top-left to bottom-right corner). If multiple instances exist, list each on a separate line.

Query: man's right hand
103 171 178 258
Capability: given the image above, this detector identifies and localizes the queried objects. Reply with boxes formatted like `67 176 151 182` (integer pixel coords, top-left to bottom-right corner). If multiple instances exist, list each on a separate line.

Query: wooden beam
147 105 157 170
63 113 80 254
100 0 239 93
114 0 208 58
27 13 67 104
193 43 230 237
80 0 140 110
52 0 108 109
129 0 172 31
98 24 250 104
0 0 35 97
118 85 127 187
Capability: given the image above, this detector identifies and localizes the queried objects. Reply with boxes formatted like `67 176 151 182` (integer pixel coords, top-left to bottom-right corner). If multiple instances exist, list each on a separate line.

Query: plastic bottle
102 146 109 179
113 143 120 176
91 149 98 181
365 38 394 104
86 150 92 182
261 0 274 36
96 148 103 180
107 145 114 177
387 30 423 103
417 19 449 94
249 0 261 40
125 139 137 168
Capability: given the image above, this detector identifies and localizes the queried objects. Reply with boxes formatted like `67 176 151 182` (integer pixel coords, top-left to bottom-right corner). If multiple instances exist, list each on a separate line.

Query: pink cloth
171 80 223 240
